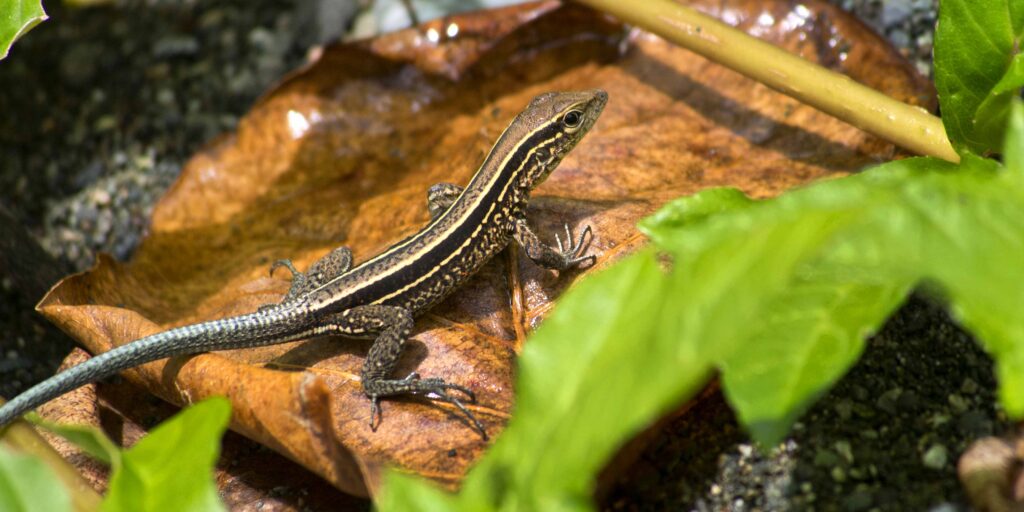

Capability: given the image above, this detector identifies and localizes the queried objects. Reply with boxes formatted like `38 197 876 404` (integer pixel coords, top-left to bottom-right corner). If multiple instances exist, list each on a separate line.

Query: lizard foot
366 372 487 440
554 223 596 269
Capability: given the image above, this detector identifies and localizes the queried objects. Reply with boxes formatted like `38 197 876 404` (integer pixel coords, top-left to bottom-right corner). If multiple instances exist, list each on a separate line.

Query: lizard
0 89 608 439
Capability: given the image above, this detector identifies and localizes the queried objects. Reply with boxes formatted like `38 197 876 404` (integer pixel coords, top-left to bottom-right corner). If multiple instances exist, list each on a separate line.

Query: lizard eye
562 110 583 128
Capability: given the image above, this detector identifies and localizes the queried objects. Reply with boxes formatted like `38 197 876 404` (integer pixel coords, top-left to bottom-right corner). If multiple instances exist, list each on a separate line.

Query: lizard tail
0 306 311 426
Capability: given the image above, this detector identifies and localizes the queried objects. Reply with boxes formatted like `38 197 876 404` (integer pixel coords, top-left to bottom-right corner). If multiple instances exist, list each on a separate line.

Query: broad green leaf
382 251 714 510
910 159 1024 415
380 112 1024 511
0 0 47 60
378 472 459 512
26 413 121 469
654 192 867 367
652 154 1024 444
645 155 1024 444
0 446 71 512
638 187 754 250
462 250 712 510
990 54 1024 97
721 270 912 444
935 0 1024 154
102 398 230 512
1005 99 1024 179
644 180 910 444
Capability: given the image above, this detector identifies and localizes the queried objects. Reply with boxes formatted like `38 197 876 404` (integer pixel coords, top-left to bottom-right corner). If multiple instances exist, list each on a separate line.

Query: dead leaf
36 0 932 497
37 349 367 511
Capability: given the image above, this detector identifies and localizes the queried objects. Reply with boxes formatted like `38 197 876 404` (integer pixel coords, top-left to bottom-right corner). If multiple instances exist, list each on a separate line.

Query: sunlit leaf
101 398 230 512
0 0 46 60
26 413 121 469
0 446 70 512
935 0 1024 154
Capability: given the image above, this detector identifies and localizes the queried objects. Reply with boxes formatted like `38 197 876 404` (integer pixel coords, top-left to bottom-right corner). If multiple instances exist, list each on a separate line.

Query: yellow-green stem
573 0 960 163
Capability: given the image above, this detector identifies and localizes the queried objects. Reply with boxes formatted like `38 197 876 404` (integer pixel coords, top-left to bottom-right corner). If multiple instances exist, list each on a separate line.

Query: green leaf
0 446 71 512
101 398 231 512
378 472 459 512
1005 99 1024 178
382 251 714 510
0 0 47 60
907 160 1024 415
381 110 1024 510
721 267 913 444
26 413 122 470
644 154 1024 445
935 0 1024 154
990 54 1024 97
464 250 712 510
642 180 910 445
638 187 754 250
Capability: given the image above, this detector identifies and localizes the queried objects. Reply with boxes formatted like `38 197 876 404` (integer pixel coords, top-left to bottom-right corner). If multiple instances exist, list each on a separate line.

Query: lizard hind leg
263 246 353 309
303 246 353 290
426 183 463 220
331 304 487 439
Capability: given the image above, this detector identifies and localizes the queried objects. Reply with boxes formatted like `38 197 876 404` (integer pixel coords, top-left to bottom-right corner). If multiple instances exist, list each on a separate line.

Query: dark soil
0 0 306 397
604 295 1009 511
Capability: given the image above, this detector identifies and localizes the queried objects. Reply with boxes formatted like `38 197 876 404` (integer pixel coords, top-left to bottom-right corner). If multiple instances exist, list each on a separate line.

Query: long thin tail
0 306 310 426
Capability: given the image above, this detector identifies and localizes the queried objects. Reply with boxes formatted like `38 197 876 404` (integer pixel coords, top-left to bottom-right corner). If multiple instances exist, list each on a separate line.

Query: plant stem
573 0 960 163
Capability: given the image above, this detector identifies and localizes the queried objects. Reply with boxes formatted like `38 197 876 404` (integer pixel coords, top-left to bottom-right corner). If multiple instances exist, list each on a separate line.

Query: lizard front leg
513 218 595 270
265 246 353 307
427 183 463 220
329 304 487 438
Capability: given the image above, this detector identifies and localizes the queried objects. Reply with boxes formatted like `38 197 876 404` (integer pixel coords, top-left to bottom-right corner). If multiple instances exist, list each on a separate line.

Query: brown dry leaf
37 349 364 511
36 0 931 497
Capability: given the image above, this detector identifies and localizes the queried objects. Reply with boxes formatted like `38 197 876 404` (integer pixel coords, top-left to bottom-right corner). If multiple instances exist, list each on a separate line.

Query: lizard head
512 89 608 189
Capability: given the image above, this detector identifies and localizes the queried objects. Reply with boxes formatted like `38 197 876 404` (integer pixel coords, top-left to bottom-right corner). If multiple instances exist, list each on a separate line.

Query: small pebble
947 394 969 413
957 410 992 437
814 448 841 467
842 489 873 511
876 387 902 415
835 399 853 420
896 390 921 412
922 444 948 469
152 35 200 57
834 440 854 464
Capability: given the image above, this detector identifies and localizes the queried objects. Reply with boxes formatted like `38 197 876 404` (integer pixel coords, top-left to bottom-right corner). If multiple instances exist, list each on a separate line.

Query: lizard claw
269 259 301 278
556 224 595 269
364 376 485 439
369 396 383 431
419 381 486 440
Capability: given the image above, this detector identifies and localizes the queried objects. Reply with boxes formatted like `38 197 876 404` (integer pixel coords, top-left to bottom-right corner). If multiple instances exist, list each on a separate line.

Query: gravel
829 0 937 77
0 0 304 269
604 297 1009 511
0 0 311 400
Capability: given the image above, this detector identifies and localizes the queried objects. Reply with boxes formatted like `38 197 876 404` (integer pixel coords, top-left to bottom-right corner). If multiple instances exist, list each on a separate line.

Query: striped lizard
0 89 608 439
